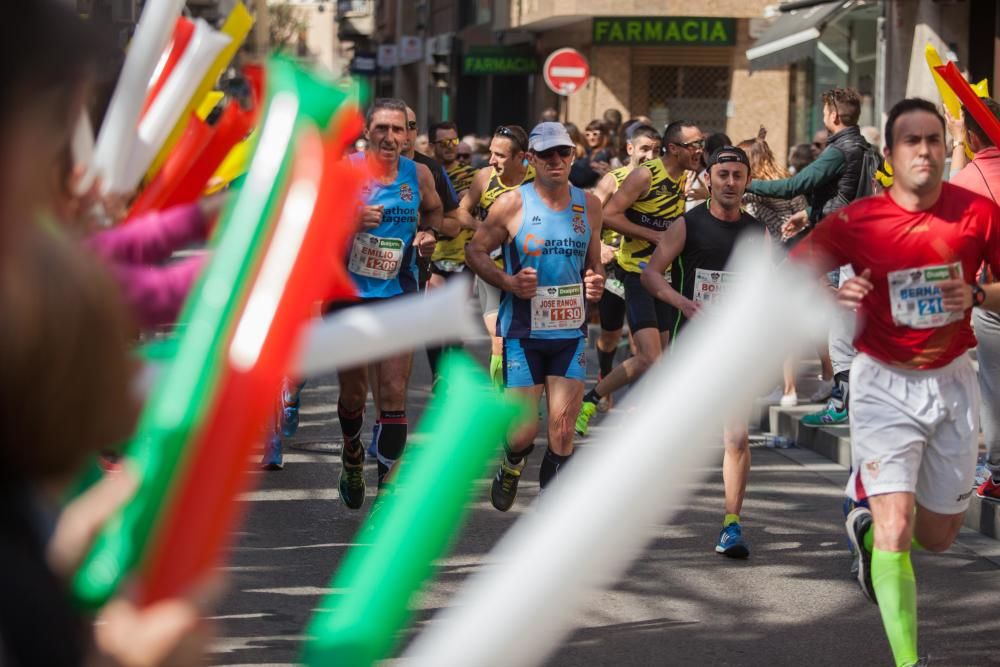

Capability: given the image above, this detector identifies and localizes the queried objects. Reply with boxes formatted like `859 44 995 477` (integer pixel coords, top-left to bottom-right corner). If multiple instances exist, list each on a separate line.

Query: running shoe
976 475 1000 502
339 441 366 510
802 390 848 426
808 377 835 403
261 434 283 470
490 456 525 512
780 391 798 407
575 401 598 436
715 523 749 559
596 374 614 412
845 506 877 604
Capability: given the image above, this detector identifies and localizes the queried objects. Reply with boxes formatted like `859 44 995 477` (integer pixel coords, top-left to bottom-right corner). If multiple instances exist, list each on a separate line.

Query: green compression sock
863 526 923 553
723 513 740 527
489 354 503 390
871 549 918 667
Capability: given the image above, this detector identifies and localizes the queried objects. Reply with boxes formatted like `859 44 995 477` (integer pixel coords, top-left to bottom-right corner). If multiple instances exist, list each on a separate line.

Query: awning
746 1 852 71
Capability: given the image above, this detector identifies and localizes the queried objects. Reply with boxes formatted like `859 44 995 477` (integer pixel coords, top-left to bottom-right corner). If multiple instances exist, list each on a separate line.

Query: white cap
528 122 574 152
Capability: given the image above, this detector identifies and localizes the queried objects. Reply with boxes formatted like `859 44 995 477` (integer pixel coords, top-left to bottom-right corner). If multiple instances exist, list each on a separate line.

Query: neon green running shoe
575 401 598 436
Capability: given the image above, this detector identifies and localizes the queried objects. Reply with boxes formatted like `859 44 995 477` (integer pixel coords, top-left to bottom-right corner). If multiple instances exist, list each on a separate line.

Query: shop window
631 65 731 135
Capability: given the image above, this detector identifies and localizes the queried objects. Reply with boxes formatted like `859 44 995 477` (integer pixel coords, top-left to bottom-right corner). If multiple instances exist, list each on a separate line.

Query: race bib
531 283 585 331
693 268 738 304
605 277 625 300
349 233 404 280
888 263 963 329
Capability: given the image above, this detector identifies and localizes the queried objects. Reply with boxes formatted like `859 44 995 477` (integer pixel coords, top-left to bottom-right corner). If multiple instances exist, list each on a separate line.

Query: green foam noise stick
302 351 529 666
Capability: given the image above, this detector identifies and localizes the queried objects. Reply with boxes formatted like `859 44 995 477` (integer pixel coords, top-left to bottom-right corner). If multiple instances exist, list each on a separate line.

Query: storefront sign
377 44 398 68
399 35 424 65
593 16 736 46
350 52 377 74
462 46 539 76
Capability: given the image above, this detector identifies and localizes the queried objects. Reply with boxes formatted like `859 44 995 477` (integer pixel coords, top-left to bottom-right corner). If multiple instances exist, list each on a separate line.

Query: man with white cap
466 122 605 510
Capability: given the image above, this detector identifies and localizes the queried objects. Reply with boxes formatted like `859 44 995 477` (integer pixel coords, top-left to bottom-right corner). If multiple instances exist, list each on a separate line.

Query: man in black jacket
747 87 872 427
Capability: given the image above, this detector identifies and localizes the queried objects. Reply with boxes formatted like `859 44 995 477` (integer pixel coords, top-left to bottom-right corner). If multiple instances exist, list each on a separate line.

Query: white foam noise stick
91 0 186 195
293 274 480 378
403 242 835 667
120 19 231 193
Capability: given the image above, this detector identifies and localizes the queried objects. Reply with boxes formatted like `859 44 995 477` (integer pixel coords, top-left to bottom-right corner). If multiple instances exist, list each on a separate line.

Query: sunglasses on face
435 137 460 148
535 146 574 160
671 139 705 150
407 121 418 130
457 153 472 161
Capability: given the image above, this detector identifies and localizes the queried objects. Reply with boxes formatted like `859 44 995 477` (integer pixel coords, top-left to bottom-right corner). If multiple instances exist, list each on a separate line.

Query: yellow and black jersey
432 163 480 266
477 164 536 219
615 158 686 273
445 162 476 197
477 165 536 268
601 166 631 247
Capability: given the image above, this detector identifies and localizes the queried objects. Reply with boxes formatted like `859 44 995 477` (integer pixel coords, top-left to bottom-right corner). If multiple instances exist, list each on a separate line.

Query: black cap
706 146 750 172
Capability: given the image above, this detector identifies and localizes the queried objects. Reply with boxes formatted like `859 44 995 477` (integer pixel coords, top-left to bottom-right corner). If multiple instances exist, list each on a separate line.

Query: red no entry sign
543 48 589 96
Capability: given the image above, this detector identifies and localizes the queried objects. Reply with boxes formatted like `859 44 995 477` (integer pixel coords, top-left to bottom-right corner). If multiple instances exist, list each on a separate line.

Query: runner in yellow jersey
458 125 535 387
588 124 661 411
428 121 478 281
576 120 703 435
424 121 479 382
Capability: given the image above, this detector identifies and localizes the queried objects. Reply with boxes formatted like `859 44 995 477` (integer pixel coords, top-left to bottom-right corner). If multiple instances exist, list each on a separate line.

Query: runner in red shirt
790 98 1000 667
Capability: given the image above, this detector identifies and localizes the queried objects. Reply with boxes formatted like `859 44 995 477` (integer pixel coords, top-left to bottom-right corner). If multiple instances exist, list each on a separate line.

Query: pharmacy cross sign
543 48 589 96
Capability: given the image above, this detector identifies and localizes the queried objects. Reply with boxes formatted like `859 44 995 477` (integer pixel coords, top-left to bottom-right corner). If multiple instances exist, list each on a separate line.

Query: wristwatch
972 283 987 306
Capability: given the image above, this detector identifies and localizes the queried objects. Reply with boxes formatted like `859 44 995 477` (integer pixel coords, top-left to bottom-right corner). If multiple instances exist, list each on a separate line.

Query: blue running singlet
347 154 422 298
497 183 591 340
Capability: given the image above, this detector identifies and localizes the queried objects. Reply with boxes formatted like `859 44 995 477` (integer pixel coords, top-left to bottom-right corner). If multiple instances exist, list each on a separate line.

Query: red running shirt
790 183 1000 369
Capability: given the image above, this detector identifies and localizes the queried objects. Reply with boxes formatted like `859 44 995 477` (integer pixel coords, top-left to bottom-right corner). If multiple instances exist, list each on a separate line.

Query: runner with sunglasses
575 120 703 436
587 124 662 411
466 122 605 510
458 125 535 388
424 121 479 381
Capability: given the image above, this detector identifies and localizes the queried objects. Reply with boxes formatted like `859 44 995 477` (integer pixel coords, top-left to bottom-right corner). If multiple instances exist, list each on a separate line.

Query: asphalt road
211 327 1000 666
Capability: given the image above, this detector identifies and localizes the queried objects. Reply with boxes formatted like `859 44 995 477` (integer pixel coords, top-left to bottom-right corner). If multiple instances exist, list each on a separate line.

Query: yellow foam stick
204 129 255 194
145 2 253 181
925 44 961 119
195 91 224 120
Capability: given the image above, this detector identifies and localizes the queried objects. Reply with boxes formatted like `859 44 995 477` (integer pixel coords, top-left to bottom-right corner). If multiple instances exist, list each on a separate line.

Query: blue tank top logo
498 183 591 340
347 154 421 299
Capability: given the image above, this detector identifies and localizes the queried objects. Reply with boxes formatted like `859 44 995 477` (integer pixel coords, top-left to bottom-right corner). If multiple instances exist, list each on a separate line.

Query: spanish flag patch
572 204 585 213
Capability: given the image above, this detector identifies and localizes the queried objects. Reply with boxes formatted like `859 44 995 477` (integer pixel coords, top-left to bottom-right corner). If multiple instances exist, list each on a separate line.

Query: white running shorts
847 352 980 515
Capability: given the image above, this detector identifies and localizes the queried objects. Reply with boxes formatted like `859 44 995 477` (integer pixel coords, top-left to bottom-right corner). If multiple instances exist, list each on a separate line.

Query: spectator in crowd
750 87 875 426
788 143 815 174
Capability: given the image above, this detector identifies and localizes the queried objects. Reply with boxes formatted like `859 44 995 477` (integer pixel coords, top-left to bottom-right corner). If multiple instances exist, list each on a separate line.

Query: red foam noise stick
126 112 212 220
159 103 254 209
243 63 265 118
136 120 368 606
323 108 367 303
935 63 1000 149
142 17 194 118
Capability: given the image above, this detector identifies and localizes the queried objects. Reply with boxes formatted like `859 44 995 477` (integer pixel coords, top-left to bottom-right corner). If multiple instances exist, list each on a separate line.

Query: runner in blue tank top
326 98 450 512
467 122 605 510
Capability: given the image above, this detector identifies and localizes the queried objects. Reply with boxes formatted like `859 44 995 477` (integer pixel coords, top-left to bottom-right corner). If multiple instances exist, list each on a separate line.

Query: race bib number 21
887 263 963 330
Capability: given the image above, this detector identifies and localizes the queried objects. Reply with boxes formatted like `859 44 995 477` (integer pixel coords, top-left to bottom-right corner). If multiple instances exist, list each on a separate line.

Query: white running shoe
780 391 798 407
808 377 835 403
